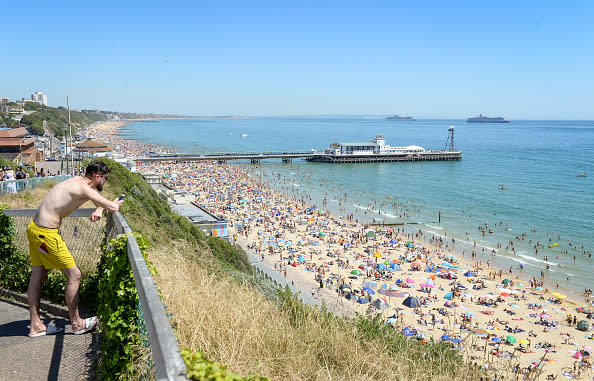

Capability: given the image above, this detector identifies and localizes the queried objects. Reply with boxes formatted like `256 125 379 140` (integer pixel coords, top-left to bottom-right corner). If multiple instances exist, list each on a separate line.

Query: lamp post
62 127 68 175
67 96 74 175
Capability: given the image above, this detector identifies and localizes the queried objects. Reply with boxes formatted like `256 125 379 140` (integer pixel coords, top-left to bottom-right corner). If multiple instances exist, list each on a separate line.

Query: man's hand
90 208 103 222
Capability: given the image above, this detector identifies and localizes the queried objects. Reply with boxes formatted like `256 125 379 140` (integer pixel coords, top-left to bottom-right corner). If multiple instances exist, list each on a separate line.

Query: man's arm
82 186 124 215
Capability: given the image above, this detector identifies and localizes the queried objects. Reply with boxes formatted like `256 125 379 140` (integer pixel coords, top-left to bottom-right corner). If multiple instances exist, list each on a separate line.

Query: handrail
111 212 187 380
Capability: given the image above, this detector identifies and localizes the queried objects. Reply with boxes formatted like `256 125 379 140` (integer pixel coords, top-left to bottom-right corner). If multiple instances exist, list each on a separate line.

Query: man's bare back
35 176 121 228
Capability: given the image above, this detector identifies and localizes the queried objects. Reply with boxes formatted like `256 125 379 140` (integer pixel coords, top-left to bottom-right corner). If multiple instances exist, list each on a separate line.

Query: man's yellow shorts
27 221 76 269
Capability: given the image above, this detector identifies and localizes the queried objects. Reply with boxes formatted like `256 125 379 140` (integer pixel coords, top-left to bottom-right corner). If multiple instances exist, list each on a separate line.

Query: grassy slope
2 159 478 380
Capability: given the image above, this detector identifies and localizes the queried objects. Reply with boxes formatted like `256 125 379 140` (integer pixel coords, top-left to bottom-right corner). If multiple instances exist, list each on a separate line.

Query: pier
135 150 461 163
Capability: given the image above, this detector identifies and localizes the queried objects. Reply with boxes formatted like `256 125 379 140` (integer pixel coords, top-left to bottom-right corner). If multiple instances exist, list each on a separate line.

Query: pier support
282 158 292 163
251 159 261 164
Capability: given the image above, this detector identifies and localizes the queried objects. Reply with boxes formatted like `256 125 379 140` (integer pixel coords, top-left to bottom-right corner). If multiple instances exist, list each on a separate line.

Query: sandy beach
89 121 594 380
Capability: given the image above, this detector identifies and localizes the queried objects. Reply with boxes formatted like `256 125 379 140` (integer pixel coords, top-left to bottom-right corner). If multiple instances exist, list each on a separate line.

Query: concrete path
0 290 99 381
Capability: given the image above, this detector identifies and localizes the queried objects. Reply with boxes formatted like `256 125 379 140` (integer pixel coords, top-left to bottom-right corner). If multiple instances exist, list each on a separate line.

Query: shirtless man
27 161 124 337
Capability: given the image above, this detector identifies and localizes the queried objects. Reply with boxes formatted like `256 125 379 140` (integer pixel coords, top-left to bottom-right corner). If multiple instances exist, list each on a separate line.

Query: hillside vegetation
20 105 107 137
1 159 480 380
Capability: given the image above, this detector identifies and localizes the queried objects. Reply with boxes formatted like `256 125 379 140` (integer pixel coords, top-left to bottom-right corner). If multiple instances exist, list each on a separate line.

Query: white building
31 91 48 106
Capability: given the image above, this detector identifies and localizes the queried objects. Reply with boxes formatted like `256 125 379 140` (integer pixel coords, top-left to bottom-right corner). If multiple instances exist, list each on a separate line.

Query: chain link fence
8 209 104 275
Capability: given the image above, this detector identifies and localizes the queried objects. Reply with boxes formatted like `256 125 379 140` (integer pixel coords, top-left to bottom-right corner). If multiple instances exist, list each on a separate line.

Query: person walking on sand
27 161 124 337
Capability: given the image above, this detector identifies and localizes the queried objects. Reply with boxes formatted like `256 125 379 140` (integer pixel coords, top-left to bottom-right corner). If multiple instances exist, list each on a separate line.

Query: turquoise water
122 117 594 293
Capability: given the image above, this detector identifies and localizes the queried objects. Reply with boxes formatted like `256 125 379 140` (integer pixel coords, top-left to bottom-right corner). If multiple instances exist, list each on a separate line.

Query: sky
2 1 593 119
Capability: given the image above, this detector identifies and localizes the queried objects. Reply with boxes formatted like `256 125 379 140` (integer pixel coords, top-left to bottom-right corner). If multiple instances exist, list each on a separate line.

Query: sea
118 117 594 297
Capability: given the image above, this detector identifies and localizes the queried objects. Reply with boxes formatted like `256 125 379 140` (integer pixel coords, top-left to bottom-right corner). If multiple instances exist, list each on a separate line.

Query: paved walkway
0 290 99 381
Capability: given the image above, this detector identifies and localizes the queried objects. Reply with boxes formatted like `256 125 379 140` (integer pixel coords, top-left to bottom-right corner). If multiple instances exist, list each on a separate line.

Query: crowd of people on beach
87 121 594 379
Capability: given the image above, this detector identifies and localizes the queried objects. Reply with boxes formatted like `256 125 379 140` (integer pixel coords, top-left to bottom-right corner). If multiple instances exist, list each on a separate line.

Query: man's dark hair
85 161 110 177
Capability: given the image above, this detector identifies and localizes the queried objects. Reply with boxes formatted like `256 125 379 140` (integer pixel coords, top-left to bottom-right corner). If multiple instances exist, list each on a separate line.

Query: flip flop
28 324 64 338
73 316 98 335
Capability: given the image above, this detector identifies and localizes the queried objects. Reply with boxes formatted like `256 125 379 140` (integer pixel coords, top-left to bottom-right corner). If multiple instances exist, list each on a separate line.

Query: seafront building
0 127 37 164
31 91 47 106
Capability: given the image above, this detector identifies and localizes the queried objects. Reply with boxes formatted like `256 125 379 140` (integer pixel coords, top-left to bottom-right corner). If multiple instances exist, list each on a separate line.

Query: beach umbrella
573 351 583 360
402 296 422 308
444 292 453 300
406 278 415 284
510 304 520 309
502 278 511 285
491 337 502 343
363 281 378 290
363 287 376 295
387 317 398 324
464 270 476 277
440 334 450 341
519 339 530 345
403 328 414 337
420 283 434 288
506 335 517 344
372 298 389 310
538 313 551 319
298 255 306 262
450 337 462 344
357 297 369 304
351 269 361 275
474 329 488 336
379 289 407 297
500 292 511 297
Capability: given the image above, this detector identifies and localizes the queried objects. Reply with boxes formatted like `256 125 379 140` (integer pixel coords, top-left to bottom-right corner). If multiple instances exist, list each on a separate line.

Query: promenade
0 289 98 381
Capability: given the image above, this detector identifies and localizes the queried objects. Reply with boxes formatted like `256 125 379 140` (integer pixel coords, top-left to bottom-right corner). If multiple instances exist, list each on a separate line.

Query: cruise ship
386 114 416 121
467 114 510 123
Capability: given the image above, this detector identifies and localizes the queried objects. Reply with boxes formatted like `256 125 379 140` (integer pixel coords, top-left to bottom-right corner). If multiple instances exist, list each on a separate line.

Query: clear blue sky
3 1 593 119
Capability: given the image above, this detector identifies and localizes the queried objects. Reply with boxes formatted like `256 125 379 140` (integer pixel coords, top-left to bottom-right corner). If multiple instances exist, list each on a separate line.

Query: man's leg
61 266 85 331
28 265 47 334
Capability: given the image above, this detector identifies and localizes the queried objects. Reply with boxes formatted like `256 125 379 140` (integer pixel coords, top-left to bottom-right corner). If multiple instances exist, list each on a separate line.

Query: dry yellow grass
149 242 467 381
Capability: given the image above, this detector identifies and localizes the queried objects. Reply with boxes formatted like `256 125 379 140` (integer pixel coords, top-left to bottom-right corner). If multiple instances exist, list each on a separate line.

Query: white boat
241 133 248 137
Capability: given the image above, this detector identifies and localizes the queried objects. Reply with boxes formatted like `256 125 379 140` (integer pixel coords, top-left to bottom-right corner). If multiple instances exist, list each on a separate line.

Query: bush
0 206 30 291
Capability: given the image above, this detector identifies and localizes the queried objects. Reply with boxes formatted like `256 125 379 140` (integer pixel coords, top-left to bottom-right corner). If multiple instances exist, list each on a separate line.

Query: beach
89 120 594 380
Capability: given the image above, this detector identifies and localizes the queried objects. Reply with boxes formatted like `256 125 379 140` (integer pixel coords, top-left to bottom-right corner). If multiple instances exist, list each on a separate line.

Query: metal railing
0 176 72 196
3 208 187 381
